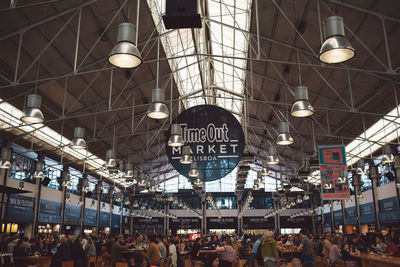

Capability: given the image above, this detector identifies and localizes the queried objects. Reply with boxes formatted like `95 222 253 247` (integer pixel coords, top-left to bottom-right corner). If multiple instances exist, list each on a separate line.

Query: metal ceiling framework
0 0 399 193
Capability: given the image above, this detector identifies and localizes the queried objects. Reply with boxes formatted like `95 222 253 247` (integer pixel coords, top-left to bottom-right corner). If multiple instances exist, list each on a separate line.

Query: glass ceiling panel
146 0 252 114
306 103 400 186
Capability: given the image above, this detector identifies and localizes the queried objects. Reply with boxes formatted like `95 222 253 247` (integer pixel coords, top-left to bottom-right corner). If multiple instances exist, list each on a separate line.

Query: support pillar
120 198 123 234
95 184 101 236
165 202 170 236
237 198 243 235
310 195 316 235
79 177 86 236
341 200 346 234
130 202 134 235
369 164 380 231
330 201 334 233
32 174 42 237
321 201 325 233
353 173 362 232
59 166 68 235
201 193 206 234
394 155 400 213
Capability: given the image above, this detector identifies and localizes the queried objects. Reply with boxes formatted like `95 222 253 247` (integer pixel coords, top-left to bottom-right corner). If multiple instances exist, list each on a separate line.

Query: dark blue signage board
133 218 163 231
378 197 399 223
359 202 375 224
84 209 97 226
7 195 35 223
111 214 120 228
38 200 61 224
64 205 81 225
170 217 201 229
166 105 245 182
280 216 312 228
207 217 237 229
242 217 274 229
100 211 110 227
344 207 357 225
333 210 343 226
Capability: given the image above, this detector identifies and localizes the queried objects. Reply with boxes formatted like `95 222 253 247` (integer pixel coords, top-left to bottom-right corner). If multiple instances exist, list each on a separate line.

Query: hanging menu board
319 145 350 200
7 195 35 223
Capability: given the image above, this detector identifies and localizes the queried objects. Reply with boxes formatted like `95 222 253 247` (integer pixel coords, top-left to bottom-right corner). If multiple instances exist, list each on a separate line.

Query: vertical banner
318 145 350 200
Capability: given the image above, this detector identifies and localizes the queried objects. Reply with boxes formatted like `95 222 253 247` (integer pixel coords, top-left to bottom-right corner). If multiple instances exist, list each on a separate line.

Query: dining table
13 255 52 267
351 252 400 267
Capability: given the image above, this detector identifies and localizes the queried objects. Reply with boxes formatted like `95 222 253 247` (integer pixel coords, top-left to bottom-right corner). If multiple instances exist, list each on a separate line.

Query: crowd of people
2 227 399 267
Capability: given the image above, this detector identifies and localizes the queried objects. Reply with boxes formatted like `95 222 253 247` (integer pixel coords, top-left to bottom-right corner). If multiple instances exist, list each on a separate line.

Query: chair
96 256 103 267
239 259 247 267
61 261 74 267
334 259 346 267
116 263 129 267
88 256 96 267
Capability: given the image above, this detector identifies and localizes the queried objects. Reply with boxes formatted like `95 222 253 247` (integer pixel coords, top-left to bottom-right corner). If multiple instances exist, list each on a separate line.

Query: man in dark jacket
70 236 86 267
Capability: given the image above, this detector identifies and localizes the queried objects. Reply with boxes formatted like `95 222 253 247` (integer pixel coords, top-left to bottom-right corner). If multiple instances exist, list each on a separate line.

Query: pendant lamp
180 146 192 164
168 124 184 147
62 172 71 187
319 16 355 64
33 161 44 179
266 145 279 165
188 161 200 177
21 94 44 124
108 23 142 68
0 147 11 169
291 86 314 117
123 162 134 178
276 122 293 145
70 127 86 149
104 149 117 168
261 161 272 176
355 159 366 175
147 88 169 119
115 192 122 202
381 144 395 163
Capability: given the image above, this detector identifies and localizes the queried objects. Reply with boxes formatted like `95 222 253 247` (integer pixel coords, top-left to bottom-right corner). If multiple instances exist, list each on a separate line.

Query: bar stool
96 256 103 267
88 256 96 267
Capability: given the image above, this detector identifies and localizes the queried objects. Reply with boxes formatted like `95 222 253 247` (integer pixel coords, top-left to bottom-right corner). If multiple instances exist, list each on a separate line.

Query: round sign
166 105 245 182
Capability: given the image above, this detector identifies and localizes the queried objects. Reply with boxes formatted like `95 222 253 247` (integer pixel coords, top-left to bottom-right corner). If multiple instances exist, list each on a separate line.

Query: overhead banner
166 105 245 182
319 145 350 200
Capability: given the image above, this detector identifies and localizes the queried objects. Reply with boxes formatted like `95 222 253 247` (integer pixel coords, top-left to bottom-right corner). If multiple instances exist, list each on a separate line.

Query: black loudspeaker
42 177 51 186
162 0 202 29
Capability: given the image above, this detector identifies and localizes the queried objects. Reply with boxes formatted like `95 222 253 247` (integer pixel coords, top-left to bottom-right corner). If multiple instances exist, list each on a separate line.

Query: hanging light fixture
356 159 366 175
381 144 395 163
147 88 169 119
137 174 147 189
180 146 192 164
253 180 260 190
319 16 355 64
303 194 310 200
66 193 71 202
193 177 203 187
104 149 117 168
168 124 184 147
70 127 86 149
21 94 44 124
78 196 84 206
123 162 134 178
0 147 12 169
266 145 279 165
261 161 272 176
276 122 293 145
18 181 24 190
291 86 314 117
115 192 122 202
82 178 90 193
108 23 142 68
33 161 44 179
296 195 303 204
62 172 71 187
188 162 200 178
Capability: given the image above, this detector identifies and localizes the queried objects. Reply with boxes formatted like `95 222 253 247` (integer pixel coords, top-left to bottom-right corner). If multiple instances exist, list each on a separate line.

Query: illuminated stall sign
319 145 350 200
166 105 245 182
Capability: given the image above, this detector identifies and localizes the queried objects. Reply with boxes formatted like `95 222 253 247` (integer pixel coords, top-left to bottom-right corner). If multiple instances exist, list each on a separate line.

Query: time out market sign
166 105 245 182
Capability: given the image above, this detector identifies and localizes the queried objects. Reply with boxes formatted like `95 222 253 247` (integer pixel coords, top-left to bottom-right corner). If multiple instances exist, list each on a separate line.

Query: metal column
394 156 400 213
341 200 346 234
59 166 68 235
353 173 362 231
201 193 206 234
95 184 101 236
120 199 123 234
330 201 335 234
32 175 42 237
369 165 381 231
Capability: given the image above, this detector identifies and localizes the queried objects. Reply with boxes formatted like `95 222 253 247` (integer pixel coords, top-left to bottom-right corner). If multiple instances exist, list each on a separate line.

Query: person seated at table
129 252 148 267
371 235 387 254
207 235 221 248
27 238 40 254
328 237 342 265
297 229 314 263
13 239 30 267
204 253 219 267
156 235 167 263
111 234 132 267
146 234 161 267
216 236 236 267
260 231 278 267
349 236 366 253
385 236 400 257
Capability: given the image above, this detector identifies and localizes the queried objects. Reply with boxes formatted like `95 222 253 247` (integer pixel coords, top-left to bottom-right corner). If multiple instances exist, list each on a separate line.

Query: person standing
216 237 236 267
322 234 332 259
168 238 177 267
260 231 278 267
111 235 129 267
146 234 161 267
297 230 314 263
156 235 167 263
250 234 264 267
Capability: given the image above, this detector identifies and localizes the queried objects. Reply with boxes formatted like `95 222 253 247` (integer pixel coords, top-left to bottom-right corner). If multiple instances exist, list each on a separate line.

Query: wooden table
13 255 52 267
351 252 400 267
